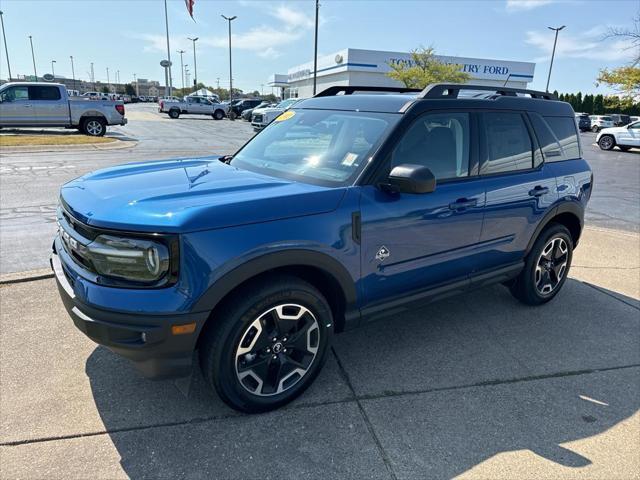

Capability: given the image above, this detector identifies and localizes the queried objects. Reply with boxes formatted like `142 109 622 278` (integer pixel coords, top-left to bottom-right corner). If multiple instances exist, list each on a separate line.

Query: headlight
85 234 170 283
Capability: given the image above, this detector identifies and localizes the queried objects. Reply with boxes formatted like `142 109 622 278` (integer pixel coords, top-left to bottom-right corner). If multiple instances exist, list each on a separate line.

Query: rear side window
28 86 61 101
529 113 580 162
480 112 533 174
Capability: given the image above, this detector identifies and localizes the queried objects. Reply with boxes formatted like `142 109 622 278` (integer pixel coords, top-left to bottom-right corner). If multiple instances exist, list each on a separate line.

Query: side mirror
386 164 436 194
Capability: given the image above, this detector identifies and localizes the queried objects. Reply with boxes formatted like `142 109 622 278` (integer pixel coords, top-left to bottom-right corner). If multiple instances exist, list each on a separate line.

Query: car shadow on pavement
85 279 639 479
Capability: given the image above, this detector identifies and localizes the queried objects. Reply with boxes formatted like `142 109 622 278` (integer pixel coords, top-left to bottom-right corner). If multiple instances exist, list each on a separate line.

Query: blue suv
52 84 592 412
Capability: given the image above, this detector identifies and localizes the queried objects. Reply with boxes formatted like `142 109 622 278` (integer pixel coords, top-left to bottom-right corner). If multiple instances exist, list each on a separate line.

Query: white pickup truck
0 82 127 136
159 95 227 120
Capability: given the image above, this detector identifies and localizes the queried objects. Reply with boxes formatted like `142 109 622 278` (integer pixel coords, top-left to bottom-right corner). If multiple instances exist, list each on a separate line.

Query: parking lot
1 103 639 479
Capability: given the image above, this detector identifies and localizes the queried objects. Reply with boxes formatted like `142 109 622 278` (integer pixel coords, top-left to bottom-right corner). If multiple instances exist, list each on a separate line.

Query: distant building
1 74 165 96
269 48 536 99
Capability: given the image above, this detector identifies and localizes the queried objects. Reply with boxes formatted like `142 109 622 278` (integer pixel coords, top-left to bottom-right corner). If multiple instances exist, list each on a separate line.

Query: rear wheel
591 125 600 133
509 224 573 305
598 135 615 150
199 275 333 413
81 117 106 137
168 109 180 119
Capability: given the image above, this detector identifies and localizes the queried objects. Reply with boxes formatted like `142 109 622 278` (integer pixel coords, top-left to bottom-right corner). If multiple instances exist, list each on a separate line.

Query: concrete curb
0 138 136 154
0 268 54 285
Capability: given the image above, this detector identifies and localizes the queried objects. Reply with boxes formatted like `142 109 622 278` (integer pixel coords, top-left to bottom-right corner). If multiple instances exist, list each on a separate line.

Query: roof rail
314 85 422 97
418 83 556 100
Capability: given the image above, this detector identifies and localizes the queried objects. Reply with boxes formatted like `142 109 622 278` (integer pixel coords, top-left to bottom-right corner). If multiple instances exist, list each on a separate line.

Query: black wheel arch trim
192 249 359 323
526 201 584 255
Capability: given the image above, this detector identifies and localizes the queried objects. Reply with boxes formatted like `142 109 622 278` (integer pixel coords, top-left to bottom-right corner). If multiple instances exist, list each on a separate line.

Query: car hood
599 126 624 134
60 156 345 233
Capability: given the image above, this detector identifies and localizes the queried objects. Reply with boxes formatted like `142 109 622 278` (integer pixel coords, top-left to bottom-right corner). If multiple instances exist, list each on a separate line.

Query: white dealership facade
268 48 536 99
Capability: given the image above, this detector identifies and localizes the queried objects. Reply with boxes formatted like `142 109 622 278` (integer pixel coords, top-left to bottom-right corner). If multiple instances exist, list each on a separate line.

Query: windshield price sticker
275 111 296 122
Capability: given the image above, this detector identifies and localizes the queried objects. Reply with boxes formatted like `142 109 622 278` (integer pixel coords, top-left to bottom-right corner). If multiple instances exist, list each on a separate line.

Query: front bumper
51 239 208 379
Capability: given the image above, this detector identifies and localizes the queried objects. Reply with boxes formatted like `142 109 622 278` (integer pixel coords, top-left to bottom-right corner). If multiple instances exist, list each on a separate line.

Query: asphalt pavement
0 226 638 479
0 104 639 274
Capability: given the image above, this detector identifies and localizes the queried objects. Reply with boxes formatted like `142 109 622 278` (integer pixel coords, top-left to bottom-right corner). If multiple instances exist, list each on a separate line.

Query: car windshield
602 116 613 121
230 109 399 186
277 98 298 109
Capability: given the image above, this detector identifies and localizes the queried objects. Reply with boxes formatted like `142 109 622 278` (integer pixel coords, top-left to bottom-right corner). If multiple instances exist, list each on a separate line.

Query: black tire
598 135 616 151
168 109 180 119
199 275 333 413
509 223 573 306
81 117 106 137
213 109 224 120
591 125 600 133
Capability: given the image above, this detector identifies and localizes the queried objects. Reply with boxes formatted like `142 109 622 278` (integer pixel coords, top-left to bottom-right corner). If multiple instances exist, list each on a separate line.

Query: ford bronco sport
52 84 592 413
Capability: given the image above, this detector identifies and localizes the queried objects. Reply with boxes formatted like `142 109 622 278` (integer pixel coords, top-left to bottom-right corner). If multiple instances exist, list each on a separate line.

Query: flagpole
163 0 172 97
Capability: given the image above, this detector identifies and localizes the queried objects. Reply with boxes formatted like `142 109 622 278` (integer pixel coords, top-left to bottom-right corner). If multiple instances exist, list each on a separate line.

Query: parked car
596 120 640 151
0 82 127 136
241 101 273 121
67 89 80 97
227 98 262 119
608 114 631 127
251 97 301 130
52 83 592 413
138 95 147 102
630 116 640 123
575 113 591 132
82 91 109 100
159 95 227 120
589 115 614 132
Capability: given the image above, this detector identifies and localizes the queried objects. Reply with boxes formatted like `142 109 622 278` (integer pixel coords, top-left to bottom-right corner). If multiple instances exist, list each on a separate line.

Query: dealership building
268 48 536 99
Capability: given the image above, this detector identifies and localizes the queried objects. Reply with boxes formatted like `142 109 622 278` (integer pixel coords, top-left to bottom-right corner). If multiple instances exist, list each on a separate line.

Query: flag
185 0 195 19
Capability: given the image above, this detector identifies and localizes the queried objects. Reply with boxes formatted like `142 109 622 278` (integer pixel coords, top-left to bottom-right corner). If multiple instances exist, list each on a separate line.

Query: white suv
596 121 640 151
589 115 614 132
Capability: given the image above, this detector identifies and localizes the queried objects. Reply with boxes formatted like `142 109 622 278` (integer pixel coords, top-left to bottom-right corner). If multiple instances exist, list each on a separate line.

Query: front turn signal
171 322 196 335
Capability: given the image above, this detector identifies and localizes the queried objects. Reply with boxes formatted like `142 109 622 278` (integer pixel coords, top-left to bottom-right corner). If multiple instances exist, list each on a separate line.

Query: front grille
253 114 263 123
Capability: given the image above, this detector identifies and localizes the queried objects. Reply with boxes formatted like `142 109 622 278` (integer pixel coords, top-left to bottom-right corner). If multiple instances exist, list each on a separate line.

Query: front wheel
509 224 573 306
168 109 180 119
598 135 615 150
591 125 600 133
199 275 333 413
212 109 224 120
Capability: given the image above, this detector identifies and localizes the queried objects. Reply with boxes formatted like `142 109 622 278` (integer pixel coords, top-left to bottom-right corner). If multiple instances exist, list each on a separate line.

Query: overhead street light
28 35 37 79
0 11 12 80
545 25 566 92
221 15 237 110
187 36 198 91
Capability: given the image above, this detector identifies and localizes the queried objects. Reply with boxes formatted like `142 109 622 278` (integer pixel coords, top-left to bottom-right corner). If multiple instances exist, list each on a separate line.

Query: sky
0 0 637 95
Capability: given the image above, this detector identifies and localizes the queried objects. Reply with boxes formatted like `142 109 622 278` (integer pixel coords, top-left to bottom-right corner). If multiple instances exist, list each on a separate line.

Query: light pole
187 37 198 91
221 15 236 111
28 35 37 79
177 49 186 91
116 69 120 92
70 56 76 92
0 11 12 81
163 0 173 96
106 67 110 92
216 77 220 89
90 62 95 90
545 25 565 92
313 0 319 95
51 60 56 78
133 73 139 96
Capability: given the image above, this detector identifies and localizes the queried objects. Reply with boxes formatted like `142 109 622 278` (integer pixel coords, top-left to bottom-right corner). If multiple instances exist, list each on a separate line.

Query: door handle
449 198 478 210
528 186 549 197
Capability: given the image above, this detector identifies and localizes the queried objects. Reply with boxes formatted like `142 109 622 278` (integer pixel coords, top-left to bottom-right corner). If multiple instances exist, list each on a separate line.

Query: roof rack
314 86 422 97
418 83 556 100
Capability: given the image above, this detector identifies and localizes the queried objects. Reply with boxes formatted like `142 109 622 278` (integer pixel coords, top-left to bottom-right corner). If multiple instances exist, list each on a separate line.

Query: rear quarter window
529 113 581 162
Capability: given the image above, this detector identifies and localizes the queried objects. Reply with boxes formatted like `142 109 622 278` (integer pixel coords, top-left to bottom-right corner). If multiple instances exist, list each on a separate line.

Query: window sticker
275 110 296 122
341 152 359 166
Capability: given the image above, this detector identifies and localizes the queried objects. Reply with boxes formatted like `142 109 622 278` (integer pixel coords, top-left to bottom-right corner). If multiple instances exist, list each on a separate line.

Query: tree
387 46 471 88
575 92 583 112
125 84 135 96
101 85 109 93
593 94 604 114
597 66 640 97
582 94 594 114
603 12 640 66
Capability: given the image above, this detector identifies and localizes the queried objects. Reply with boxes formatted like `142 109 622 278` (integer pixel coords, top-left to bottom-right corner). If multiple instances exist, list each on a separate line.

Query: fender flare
525 200 584 254
192 249 358 315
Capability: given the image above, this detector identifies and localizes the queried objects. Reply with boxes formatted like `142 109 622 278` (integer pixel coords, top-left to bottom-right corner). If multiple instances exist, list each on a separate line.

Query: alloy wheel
535 237 569 295
234 303 320 396
599 136 614 150
86 120 103 136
